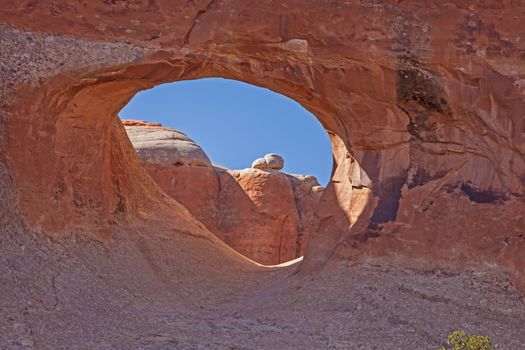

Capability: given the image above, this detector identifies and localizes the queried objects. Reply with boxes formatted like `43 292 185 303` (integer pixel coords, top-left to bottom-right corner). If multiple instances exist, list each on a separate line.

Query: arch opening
6 57 374 272
119 78 333 186
117 78 334 265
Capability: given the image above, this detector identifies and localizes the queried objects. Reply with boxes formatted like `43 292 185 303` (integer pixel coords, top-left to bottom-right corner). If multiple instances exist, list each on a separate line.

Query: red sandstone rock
145 164 221 234
229 168 299 264
286 174 323 256
1 1 524 292
146 164 319 265
124 121 321 265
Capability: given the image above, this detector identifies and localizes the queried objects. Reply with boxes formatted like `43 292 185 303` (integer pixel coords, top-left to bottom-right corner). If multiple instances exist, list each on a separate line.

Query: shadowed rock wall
1 1 524 291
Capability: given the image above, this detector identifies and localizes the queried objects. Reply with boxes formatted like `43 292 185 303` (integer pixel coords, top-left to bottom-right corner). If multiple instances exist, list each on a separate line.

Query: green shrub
439 330 497 350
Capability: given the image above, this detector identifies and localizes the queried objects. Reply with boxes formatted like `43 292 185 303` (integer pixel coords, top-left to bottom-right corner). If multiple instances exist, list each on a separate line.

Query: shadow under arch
6 50 384 271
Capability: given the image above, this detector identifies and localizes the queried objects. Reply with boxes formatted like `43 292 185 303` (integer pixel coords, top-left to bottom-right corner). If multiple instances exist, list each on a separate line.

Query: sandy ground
1 211 524 350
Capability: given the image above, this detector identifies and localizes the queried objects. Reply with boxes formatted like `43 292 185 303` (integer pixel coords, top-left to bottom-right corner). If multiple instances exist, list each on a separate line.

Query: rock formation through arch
1 1 524 347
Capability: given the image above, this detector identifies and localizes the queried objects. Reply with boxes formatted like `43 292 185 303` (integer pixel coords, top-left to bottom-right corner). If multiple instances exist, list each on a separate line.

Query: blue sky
119 78 332 185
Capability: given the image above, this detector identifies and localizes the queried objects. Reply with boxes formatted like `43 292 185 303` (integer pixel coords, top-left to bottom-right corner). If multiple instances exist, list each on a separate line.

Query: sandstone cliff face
226 168 307 264
124 120 321 265
146 166 321 265
1 2 525 347
1 0 524 293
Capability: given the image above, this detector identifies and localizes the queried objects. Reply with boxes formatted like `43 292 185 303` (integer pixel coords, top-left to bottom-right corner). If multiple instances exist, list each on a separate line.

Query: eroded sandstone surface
1 1 525 348
251 153 285 170
123 120 321 265
123 119 212 167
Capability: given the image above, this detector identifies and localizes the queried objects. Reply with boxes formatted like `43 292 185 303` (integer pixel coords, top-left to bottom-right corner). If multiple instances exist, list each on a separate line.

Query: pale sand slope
1 205 523 349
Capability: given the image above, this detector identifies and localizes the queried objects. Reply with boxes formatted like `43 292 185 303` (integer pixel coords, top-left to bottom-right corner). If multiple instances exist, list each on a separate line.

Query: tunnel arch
118 77 339 265
1 3 525 347
6 51 383 268
5 38 525 290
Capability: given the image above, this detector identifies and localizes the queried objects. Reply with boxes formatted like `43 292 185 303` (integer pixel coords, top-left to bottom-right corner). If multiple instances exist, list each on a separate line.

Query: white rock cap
123 120 211 167
251 153 284 170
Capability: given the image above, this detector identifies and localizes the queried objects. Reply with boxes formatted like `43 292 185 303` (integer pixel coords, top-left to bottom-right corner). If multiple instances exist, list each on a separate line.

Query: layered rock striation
123 120 212 167
1 2 525 346
123 120 322 265
3 1 524 289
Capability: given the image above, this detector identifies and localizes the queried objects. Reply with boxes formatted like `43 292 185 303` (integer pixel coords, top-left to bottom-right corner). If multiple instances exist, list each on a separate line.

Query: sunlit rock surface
251 153 285 170
123 121 321 265
1 1 525 348
123 119 212 167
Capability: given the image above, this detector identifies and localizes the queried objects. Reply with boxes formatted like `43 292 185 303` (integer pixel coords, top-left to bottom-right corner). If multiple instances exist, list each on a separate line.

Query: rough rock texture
123 119 212 167
227 168 302 264
143 164 316 265
251 157 268 170
125 122 321 265
1 1 525 348
252 153 285 170
286 174 324 256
